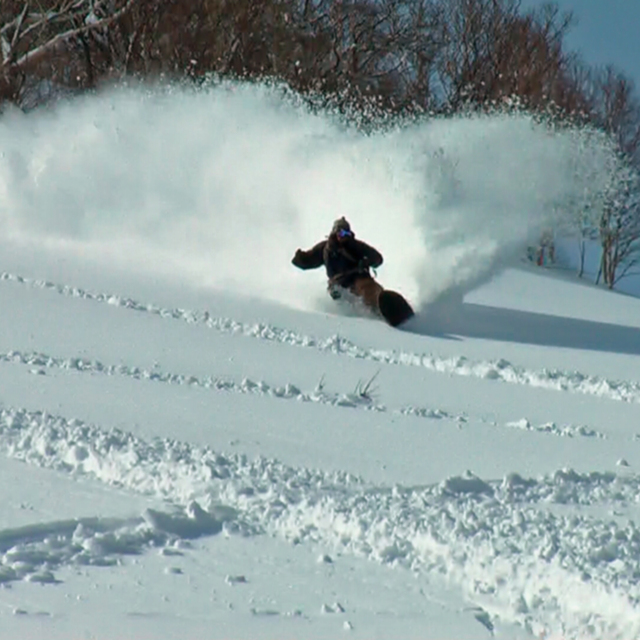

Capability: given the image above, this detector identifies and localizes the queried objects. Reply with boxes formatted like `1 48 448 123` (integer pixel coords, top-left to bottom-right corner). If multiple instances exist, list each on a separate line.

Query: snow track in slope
2 271 640 406
3 348 607 439
0 503 235 587
0 513 198 585
1 348 464 424
0 404 638 639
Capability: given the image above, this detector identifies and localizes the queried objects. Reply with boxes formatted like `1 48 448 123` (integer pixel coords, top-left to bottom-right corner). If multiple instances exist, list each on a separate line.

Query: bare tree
280 0 441 114
1 0 135 104
596 167 640 288
1 0 638 160
432 0 580 116
593 66 640 163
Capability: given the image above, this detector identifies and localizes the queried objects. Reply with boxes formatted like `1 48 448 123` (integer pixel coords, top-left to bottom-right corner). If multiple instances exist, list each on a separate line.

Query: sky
522 0 640 87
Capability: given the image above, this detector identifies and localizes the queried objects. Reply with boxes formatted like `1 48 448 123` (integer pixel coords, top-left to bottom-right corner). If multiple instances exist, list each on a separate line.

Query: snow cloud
0 81 616 310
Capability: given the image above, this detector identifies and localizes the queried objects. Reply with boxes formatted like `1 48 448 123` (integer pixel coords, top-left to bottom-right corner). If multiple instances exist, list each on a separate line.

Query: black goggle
337 228 353 238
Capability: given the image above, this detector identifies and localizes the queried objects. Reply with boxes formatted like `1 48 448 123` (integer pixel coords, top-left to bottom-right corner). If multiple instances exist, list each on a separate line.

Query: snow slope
0 83 640 639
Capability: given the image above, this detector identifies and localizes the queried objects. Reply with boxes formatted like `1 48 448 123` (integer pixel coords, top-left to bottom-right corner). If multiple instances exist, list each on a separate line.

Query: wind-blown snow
0 81 617 308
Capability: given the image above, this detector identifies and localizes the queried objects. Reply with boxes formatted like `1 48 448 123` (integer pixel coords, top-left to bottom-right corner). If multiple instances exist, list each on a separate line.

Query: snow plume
0 81 617 310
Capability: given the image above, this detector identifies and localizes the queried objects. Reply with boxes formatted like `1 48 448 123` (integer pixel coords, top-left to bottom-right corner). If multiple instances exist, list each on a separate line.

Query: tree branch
2 0 134 75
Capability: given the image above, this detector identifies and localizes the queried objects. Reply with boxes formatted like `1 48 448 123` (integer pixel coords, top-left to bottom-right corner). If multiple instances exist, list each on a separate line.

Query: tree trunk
577 236 585 278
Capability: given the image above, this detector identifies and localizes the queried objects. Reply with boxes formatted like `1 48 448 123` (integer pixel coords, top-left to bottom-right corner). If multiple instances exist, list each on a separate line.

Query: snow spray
0 80 617 311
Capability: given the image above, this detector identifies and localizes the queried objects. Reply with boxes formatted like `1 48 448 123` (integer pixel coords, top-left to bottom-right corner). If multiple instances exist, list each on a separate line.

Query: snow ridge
504 418 606 439
3 348 464 423
1 403 639 638
5 349 606 438
0 514 184 586
3 271 640 405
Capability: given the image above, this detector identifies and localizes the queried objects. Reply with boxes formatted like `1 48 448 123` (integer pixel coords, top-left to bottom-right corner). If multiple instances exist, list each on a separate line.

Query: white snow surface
0 82 639 639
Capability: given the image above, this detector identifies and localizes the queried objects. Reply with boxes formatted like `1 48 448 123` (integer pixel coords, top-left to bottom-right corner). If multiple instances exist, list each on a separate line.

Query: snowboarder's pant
350 275 383 310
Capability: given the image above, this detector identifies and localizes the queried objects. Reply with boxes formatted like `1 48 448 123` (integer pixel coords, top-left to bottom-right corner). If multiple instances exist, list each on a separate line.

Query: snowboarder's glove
292 249 304 266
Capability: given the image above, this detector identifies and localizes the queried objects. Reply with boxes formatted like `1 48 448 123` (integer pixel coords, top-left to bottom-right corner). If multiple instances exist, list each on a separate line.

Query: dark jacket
292 235 383 287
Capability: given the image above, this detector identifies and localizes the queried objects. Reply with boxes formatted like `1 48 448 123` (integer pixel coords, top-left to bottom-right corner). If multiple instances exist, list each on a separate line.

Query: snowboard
378 290 414 327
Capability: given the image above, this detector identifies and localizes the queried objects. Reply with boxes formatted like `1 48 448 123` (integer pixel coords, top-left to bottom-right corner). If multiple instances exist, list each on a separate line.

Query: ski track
0 405 638 639
0 503 233 588
504 418 606 440
2 272 639 405
3 348 606 439
2 348 463 424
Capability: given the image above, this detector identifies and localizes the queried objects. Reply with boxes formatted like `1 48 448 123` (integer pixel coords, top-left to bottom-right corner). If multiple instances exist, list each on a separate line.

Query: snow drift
0 81 617 310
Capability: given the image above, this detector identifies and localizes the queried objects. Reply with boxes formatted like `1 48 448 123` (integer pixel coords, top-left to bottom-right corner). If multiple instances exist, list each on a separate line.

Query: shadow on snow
405 301 640 356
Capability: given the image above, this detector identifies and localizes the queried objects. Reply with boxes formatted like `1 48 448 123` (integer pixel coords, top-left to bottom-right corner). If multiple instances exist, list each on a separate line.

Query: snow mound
1 403 639 638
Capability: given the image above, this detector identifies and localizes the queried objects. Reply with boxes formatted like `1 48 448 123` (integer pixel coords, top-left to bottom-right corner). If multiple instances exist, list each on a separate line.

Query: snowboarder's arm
292 241 326 270
355 241 383 269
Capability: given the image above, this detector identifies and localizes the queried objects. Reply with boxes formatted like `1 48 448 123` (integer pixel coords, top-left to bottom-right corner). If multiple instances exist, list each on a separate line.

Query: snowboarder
291 217 385 310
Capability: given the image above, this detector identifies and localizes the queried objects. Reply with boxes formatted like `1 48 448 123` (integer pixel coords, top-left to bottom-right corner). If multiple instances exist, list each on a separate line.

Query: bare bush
596 165 640 288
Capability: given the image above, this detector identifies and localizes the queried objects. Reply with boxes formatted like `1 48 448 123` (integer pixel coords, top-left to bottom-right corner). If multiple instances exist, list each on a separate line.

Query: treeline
1 0 640 286
1 0 638 142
